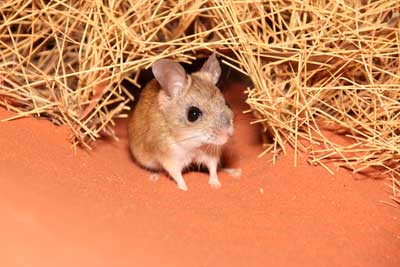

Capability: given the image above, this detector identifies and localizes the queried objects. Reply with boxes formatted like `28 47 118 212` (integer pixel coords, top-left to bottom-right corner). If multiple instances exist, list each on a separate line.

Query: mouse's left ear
200 52 221 85
152 59 188 98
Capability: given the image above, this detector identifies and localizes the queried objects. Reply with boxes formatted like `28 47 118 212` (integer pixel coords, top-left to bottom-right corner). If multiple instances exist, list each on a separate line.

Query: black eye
187 106 202 122
225 101 231 109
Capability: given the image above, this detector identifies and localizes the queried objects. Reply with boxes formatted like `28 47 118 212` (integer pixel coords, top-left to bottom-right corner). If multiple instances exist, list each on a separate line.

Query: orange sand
0 84 399 267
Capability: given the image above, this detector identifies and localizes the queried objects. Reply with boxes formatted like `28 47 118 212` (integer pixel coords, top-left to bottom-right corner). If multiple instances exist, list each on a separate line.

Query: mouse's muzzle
213 112 234 145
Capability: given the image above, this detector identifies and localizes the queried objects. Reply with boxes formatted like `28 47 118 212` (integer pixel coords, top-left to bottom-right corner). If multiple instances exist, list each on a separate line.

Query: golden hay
0 0 399 204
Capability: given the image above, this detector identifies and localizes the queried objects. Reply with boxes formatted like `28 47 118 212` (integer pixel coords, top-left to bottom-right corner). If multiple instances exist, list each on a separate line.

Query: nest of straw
1 0 399 204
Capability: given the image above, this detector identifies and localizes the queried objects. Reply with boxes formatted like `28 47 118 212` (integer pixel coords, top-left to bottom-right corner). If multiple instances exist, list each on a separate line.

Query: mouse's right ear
152 59 188 98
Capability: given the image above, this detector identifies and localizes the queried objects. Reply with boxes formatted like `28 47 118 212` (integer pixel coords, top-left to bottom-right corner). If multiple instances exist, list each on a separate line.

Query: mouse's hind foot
149 172 160 181
221 168 242 179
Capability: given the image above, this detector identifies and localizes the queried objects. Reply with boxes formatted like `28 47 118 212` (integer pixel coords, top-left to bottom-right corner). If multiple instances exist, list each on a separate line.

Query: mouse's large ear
200 52 221 85
152 59 188 98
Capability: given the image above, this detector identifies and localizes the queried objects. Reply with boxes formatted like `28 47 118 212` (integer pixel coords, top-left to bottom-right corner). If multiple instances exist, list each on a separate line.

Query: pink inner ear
200 53 221 85
152 59 187 97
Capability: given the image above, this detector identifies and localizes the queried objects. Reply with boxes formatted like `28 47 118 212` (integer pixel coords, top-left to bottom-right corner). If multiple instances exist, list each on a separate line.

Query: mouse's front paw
177 181 188 191
208 177 221 189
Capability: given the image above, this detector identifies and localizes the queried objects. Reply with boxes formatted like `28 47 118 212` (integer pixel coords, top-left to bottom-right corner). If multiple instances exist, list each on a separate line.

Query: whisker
168 134 204 145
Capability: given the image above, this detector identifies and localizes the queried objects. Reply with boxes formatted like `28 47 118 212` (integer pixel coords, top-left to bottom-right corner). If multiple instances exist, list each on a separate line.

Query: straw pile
0 0 399 204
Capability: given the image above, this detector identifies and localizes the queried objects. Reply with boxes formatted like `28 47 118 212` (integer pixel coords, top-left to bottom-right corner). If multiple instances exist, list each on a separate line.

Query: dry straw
0 0 399 204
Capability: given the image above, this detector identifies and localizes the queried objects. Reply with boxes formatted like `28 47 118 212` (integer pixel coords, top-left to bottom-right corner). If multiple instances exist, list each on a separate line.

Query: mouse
128 53 240 191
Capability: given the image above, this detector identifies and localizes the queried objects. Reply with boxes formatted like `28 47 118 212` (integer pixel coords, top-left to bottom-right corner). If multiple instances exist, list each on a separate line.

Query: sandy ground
0 84 399 267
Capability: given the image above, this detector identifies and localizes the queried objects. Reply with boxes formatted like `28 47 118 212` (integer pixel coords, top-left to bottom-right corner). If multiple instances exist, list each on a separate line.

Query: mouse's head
152 53 234 148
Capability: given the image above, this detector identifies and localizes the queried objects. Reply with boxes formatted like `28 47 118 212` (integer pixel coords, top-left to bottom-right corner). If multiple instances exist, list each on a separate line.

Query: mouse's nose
220 112 234 137
220 112 232 127
226 125 234 137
